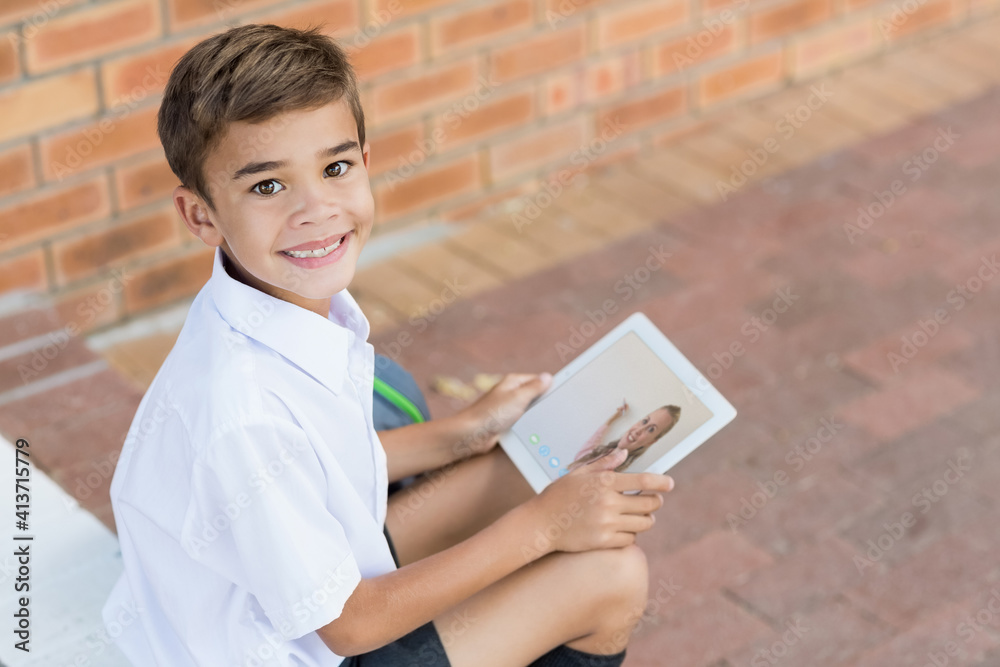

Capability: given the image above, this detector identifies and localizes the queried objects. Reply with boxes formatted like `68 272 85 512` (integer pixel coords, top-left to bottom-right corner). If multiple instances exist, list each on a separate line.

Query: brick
53 279 128 333
367 124 425 178
597 0 689 49
430 0 533 55
836 367 979 443
727 601 891 667
167 0 285 30
374 154 480 219
879 0 958 40
26 0 161 74
115 152 180 211
542 72 582 116
0 330 101 396
0 68 99 144
256 0 359 35
653 23 741 76
541 0 616 13
0 249 46 294
349 25 419 82
750 0 833 44
596 85 686 136
443 215 553 277
843 321 975 385
0 176 110 250
0 34 18 83
368 59 479 124
0 367 140 481
489 118 586 182
0 0 86 26
53 207 181 285
438 181 533 223
846 532 998 628
728 536 863 619
394 243 503 296
789 17 878 80
490 25 586 84
433 91 534 151
635 593 772 665
101 39 198 109
646 530 774 605
0 144 36 198
586 52 642 100
40 105 160 182
0 308 65 351
123 246 214 314
702 0 752 12
351 259 452 320
699 50 784 108
371 0 459 17
850 593 1000 667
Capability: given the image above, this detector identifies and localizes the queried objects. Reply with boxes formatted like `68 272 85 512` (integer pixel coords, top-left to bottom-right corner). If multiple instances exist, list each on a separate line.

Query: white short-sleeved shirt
102 247 397 666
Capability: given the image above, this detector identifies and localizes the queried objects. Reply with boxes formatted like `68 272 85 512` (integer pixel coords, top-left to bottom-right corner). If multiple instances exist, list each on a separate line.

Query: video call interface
511 332 715 480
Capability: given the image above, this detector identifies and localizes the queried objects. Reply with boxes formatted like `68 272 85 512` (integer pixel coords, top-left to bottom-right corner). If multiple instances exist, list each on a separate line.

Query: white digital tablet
498 312 737 493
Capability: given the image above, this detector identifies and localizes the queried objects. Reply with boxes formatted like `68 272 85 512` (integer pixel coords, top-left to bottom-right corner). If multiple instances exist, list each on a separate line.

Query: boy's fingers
612 472 674 493
593 448 626 470
619 492 663 515
566 448 624 476
498 372 550 390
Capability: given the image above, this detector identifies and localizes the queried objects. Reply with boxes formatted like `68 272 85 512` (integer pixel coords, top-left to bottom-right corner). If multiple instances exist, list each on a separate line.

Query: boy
102 24 674 667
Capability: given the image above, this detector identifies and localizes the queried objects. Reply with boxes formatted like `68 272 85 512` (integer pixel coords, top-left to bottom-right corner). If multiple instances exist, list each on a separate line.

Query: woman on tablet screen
567 401 682 473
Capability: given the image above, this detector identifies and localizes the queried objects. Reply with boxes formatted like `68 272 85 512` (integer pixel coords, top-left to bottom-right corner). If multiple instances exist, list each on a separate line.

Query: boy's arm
320 452 674 657
317 500 542 656
380 373 551 482
379 412 477 483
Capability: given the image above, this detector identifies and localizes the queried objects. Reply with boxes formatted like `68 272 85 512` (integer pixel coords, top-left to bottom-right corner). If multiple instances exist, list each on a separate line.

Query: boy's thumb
592 448 626 470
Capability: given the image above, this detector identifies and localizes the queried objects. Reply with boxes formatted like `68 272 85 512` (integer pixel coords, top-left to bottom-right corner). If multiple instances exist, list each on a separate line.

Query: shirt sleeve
180 415 362 641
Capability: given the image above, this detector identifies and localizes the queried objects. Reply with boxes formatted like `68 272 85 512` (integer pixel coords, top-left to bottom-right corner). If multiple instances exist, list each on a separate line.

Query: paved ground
370 85 1000 667
1 16 999 667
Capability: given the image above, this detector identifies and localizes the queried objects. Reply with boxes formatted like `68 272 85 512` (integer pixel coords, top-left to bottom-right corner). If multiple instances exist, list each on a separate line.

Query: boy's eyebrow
231 140 361 180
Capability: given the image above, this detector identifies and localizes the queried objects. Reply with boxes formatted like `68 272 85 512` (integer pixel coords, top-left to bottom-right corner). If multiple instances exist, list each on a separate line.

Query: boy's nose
289 180 341 226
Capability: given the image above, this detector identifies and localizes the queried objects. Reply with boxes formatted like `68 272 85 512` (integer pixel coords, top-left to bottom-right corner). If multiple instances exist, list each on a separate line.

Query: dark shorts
341 527 626 667
339 525 451 667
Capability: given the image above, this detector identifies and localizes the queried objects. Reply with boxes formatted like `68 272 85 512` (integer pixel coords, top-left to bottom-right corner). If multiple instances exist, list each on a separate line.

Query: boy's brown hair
158 23 365 211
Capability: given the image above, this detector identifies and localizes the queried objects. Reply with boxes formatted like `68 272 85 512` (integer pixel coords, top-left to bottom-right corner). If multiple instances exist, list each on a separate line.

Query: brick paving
365 86 1000 665
1 20 1000 667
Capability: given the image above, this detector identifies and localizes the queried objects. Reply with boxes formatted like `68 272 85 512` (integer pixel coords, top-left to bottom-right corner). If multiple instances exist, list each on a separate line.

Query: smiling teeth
283 236 343 258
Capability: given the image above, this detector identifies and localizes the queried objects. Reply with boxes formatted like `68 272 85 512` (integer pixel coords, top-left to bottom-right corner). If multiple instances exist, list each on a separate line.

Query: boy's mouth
281 232 350 259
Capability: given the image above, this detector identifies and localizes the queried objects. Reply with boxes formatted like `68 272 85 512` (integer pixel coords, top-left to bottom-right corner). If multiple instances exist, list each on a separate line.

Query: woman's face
618 408 675 451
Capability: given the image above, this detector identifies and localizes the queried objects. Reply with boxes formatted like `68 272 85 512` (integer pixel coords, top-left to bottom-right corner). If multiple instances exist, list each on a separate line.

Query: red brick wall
0 0 995 329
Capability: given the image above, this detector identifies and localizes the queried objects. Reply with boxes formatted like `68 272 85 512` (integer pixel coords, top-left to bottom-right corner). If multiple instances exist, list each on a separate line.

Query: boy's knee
613 544 649 601
584 545 649 605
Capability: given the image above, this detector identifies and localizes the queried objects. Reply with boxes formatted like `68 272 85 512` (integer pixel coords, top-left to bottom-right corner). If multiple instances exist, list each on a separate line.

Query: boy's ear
173 185 224 247
362 141 370 171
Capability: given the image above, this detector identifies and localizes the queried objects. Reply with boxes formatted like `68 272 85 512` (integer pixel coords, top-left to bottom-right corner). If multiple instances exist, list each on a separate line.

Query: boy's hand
525 448 675 553
458 372 552 455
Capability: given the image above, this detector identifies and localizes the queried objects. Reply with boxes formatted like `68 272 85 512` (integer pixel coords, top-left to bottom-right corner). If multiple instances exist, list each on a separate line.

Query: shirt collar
207 247 369 395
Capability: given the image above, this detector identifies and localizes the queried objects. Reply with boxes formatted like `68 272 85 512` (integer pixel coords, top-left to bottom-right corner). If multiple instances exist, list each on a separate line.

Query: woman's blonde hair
573 404 681 471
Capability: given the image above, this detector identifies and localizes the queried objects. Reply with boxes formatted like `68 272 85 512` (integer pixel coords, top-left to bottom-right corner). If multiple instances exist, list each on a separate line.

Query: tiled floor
2 14 1000 667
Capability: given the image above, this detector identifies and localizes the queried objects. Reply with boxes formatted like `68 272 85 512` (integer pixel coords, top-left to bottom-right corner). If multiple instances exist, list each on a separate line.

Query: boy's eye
325 161 352 178
251 180 283 196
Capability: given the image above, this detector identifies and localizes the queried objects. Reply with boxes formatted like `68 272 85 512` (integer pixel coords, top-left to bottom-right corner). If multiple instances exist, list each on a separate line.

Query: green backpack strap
373 376 426 424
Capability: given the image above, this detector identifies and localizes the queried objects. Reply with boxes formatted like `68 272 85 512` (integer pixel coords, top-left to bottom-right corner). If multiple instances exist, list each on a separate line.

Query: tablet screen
511 331 716 479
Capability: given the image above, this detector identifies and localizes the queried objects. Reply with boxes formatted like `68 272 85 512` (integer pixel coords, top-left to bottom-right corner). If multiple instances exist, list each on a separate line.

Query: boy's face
176 98 373 316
